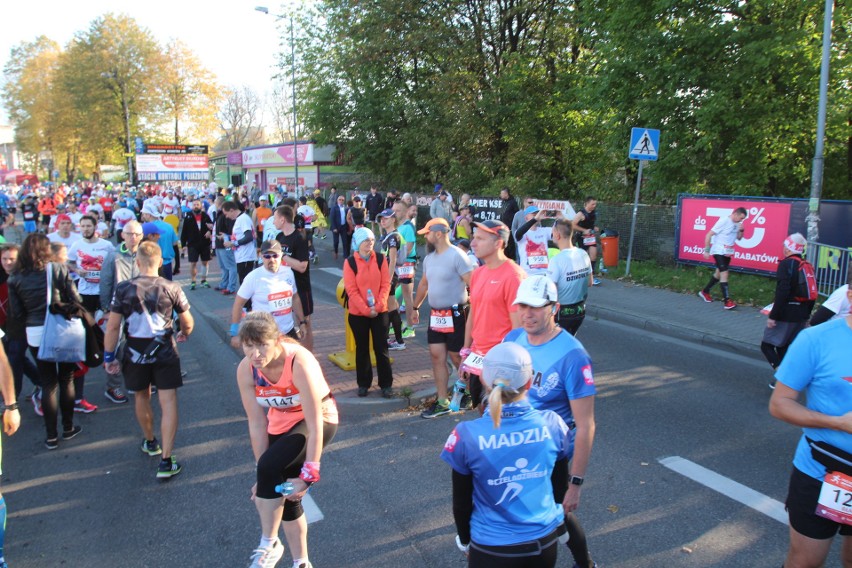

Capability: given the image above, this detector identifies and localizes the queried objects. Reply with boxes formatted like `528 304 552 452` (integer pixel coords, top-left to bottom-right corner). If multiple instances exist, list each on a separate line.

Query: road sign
629 128 660 161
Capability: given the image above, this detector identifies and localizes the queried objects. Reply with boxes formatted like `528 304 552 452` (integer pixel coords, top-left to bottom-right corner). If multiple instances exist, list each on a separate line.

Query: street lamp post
256 6 299 195
100 71 134 184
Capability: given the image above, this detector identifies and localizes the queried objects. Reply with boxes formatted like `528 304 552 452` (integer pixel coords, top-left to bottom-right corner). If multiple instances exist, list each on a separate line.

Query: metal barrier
807 241 850 297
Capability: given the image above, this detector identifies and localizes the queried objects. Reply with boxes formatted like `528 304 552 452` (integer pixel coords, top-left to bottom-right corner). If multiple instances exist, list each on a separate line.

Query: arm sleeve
236 229 254 246
451 470 474 545
514 218 536 241
809 305 836 327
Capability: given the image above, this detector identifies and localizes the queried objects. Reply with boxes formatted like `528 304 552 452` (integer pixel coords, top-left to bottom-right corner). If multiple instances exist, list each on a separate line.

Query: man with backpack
763 233 816 385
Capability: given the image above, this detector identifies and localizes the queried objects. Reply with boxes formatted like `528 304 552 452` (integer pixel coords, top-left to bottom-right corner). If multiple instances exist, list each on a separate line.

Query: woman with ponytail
440 342 570 568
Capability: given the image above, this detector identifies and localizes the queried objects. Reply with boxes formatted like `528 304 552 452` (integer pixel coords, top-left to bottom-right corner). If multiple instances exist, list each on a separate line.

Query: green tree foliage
298 0 851 201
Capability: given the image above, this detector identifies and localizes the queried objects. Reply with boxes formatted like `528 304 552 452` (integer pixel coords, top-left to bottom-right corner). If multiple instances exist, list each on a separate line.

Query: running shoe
421 399 451 419
248 539 284 568
312 255 318 264
31 389 43 416
141 437 163 456
401 327 416 339
387 339 406 351
74 399 98 413
222 289 233 296
723 298 736 310
697 290 713 303
381 388 394 399
460 393 473 410
104 388 128 404
45 438 58 450
61 425 82 441
157 456 182 479
201 280 211 288
592 278 602 286
189 282 196 291
357 387 368 397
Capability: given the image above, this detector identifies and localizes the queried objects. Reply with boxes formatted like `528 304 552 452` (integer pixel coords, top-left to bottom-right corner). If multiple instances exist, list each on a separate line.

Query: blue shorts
23 220 37 233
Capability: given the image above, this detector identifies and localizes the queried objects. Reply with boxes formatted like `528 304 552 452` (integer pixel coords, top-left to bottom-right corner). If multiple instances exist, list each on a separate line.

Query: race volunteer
698 206 747 310
229 241 305 347
411 218 474 418
462 220 525 409
547 218 592 336
514 205 552 276
769 285 852 568
505 275 598 568
236 312 338 568
572 196 601 286
440 342 569 568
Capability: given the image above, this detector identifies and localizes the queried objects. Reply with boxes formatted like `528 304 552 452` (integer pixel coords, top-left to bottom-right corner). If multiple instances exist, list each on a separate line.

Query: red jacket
343 251 390 317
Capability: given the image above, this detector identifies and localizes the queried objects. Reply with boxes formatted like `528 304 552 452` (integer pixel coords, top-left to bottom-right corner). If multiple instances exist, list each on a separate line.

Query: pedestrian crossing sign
629 128 660 161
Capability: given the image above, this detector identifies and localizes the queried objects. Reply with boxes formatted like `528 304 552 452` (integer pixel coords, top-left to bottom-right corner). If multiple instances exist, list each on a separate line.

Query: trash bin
600 229 619 268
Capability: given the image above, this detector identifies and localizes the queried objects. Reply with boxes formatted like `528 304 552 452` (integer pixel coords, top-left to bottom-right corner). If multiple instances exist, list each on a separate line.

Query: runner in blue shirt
770 296 852 568
441 342 569 568
504 275 598 568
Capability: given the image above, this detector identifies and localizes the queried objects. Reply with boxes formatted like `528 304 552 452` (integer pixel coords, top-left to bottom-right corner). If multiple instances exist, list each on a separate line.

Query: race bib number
268 291 293 316
723 245 735 255
84 271 100 283
24 211 34 220
528 255 548 269
816 471 852 526
463 351 485 374
430 309 454 333
582 235 596 246
397 262 415 278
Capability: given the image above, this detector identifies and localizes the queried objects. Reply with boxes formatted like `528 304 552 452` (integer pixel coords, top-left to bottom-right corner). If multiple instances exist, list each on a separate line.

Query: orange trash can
600 235 619 268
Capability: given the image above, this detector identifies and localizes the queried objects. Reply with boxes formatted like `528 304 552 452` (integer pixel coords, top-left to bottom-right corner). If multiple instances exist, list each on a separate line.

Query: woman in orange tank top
236 311 338 568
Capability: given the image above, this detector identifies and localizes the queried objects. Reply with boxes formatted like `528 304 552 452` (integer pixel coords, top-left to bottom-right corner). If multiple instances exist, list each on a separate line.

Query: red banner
677 197 792 274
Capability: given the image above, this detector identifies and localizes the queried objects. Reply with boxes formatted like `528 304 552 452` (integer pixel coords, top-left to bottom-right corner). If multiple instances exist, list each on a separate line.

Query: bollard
328 278 393 371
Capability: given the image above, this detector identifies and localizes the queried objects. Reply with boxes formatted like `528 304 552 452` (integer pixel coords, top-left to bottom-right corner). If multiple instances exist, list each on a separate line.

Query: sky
0 0 298 124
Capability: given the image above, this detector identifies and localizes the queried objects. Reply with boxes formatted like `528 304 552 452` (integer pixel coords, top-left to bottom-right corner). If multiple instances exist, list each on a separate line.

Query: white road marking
303 493 324 523
659 456 787 524
319 267 344 278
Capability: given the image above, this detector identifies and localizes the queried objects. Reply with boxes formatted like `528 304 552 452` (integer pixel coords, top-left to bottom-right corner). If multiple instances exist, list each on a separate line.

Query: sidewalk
192 232 770 414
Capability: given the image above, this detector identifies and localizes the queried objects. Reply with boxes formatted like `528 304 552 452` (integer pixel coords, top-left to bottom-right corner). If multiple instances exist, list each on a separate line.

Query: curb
586 305 764 362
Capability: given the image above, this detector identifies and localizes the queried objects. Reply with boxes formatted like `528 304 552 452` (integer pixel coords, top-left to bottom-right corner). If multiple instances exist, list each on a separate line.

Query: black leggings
255 420 338 519
30 346 76 439
468 534 558 568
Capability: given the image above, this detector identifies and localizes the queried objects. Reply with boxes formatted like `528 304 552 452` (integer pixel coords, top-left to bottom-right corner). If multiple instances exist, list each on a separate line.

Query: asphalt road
1 272 838 567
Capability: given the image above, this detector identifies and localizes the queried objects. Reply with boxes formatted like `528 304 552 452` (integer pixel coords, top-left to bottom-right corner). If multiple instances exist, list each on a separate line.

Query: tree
159 39 222 145
217 86 266 150
268 80 296 143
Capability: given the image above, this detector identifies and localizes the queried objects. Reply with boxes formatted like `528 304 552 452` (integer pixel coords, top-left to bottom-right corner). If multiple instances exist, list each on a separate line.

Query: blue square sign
629 128 660 161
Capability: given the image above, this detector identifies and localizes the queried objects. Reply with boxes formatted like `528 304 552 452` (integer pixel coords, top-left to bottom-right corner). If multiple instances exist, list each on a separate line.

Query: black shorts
785 466 852 540
426 306 467 353
187 245 211 263
298 288 314 317
41 214 51 226
122 357 183 391
713 254 732 272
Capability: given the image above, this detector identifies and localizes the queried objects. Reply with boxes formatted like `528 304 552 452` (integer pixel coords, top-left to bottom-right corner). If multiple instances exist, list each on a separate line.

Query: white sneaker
249 539 284 568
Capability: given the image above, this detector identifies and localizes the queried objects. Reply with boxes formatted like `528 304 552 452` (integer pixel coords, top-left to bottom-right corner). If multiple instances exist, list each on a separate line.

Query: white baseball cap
512 275 558 307
482 343 533 392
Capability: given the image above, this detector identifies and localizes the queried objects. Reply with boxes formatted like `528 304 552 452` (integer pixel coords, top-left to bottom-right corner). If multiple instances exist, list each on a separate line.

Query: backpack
790 256 818 302
340 252 385 308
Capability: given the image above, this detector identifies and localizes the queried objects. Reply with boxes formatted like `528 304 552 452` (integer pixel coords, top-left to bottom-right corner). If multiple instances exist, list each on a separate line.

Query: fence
807 241 850 297
596 203 678 264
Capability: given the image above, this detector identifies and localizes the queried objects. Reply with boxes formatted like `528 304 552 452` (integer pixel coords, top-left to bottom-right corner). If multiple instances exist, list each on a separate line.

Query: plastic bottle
275 482 295 495
366 289 375 307
449 379 467 412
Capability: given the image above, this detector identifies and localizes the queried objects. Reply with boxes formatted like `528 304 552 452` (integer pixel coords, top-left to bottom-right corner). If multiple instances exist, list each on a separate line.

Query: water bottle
366 288 375 307
275 482 295 495
449 379 466 412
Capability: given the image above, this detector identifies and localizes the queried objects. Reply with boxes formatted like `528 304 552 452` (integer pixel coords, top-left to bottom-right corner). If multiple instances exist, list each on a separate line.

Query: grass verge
600 259 777 308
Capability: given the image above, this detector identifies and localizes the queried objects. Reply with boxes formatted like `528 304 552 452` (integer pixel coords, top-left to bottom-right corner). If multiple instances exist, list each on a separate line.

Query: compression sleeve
236 229 254 246
451 470 474 545
514 218 537 242
550 457 570 503
809 305 836 327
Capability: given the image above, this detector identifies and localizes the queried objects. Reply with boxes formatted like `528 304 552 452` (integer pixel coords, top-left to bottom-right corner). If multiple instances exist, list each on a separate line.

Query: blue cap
523 205 540 216
434 183 443 193
142 222 165 237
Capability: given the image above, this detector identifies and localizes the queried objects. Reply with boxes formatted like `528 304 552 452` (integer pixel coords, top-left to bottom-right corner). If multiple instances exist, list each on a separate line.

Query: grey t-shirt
422 245 475 308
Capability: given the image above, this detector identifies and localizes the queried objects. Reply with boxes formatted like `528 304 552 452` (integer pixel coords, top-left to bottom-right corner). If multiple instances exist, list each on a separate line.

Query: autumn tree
159 39 222 145
217 86 266 150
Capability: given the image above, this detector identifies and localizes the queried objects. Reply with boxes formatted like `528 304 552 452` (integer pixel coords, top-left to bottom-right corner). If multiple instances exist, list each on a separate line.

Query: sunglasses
262 253 280 259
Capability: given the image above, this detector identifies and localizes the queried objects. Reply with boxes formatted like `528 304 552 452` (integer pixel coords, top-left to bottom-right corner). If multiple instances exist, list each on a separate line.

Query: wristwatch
569 475 584 486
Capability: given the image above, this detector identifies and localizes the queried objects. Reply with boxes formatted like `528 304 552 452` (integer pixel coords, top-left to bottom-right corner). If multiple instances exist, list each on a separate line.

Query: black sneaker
104 388 128 404
141 438 163 456
62 425 82 441
381 388 393 399
421 400 451 419
460 393 473 410
45 438 58 450
357 387 368 397
157 456 182 479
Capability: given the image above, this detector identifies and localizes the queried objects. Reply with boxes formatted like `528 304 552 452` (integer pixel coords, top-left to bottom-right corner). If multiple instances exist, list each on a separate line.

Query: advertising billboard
136 154 209 181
